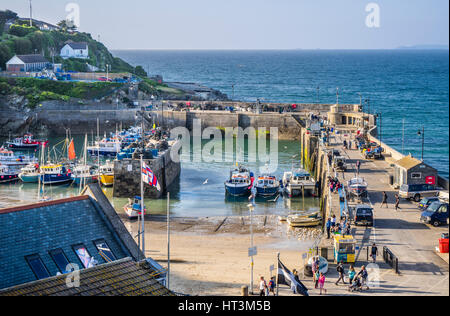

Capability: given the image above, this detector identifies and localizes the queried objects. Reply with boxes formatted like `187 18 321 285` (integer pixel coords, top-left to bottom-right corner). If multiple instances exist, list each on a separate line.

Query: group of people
328 176 342 193
258 276 276 296
326 215 352 239
381 191 402 211
335 261 369 292
311 257 327 295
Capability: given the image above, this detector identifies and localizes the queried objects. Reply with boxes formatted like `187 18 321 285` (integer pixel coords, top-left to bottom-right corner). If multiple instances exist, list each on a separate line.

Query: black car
418 197 440 211
353 205 374 227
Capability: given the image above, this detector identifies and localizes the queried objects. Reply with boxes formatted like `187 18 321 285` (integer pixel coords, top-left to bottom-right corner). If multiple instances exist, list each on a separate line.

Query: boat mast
140 154 145 259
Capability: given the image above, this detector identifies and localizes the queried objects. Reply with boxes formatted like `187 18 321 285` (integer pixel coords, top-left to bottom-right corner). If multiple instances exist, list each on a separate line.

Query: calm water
114 49 449 178
0 135 319 217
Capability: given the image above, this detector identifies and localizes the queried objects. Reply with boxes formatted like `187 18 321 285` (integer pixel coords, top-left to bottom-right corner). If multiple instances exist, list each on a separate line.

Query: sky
1 0 448 50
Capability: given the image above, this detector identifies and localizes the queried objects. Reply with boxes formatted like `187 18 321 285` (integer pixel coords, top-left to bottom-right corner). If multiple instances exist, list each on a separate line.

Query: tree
134 65 148 77
57 20 68 32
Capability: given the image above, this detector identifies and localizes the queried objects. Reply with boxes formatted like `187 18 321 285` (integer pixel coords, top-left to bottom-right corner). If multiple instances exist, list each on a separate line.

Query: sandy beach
122 215 321 296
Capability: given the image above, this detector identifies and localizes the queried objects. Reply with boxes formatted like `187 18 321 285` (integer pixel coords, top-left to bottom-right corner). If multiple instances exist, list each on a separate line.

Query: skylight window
94 239 116 263
25 254 50 280
49 249 71 274
72 244 93 268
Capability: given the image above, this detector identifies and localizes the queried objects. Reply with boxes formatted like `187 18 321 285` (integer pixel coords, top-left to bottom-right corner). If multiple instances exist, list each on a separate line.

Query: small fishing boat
224 166 254 196
123 196 147 219
255 174 280 197
87 138 121 156
0 148 38 168
71 165 96 185
19 163 40 183
282 169 316 198
39 164 73 185
0 165 19 184
347 177 368 198
287 211 322 227
100 161 114 187
6 134 48 150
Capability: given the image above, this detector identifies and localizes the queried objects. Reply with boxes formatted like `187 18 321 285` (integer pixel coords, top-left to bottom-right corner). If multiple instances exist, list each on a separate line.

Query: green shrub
9 24 38 37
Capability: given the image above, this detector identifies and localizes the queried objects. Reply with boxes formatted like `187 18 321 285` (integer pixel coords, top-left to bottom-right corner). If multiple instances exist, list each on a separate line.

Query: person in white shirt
259 276 267 296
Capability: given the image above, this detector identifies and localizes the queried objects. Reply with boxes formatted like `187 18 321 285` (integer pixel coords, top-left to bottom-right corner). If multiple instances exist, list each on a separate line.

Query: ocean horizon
113 49 449 179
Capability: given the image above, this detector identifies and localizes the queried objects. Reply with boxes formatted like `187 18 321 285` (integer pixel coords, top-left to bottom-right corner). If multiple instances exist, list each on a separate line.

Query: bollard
241 285 249 297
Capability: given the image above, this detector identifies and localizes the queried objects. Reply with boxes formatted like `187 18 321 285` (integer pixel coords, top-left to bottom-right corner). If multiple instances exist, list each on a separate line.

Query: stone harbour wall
112 145 181 199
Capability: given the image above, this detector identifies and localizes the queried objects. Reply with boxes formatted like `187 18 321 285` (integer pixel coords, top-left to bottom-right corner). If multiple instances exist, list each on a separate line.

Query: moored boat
100 160 114 187
6 134 48 150
282 169 317 198
224 166 254 196
71 165 96 185
287 211 322 227
123 196 147 219
19 163 40 183
0 147 38 168
0 165 19 184
88 138 121 157
39 164 73 185
255 174 279 197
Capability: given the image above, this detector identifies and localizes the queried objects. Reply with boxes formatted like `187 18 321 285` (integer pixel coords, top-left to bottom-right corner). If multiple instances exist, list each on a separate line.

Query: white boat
0 147 38 168
287 211 322 227
283 169 316 198
0 165 19 183
348 177 368 197
123 196 147 219
87 138 121 156
19 163 40 183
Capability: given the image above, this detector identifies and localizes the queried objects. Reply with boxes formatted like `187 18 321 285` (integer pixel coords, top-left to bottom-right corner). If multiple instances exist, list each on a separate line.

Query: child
348 265 356 285
318 272 327 295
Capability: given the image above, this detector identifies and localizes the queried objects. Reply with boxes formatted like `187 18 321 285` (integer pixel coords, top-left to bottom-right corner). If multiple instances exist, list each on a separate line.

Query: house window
72 244 93 268
94 239 116 263
411 173 422 179
49 249 70 273
25 254 50 280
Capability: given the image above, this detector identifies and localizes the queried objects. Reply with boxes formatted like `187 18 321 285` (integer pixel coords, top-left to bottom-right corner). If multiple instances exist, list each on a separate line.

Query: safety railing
383 246 400 274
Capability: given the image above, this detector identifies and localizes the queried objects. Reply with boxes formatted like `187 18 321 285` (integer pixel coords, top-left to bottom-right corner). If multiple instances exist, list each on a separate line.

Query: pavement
297 130 449 296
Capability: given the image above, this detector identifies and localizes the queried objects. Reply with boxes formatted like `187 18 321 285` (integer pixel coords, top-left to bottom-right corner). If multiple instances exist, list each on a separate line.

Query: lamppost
376 113 382 145
247 202 255 295
317 86 320 104
417 126 425 161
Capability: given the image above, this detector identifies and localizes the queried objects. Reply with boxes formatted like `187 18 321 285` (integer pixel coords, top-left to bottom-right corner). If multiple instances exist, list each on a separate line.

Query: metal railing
383 246 400 274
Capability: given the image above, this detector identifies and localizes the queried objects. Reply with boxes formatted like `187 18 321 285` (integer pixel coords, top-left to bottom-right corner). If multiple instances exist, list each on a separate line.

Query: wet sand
123 215 321 296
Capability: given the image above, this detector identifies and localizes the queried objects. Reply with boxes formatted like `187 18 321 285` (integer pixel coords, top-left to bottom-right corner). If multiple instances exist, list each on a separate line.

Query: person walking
268 277 276 296
348 265 356 285
335 261 346 285
381 191 389 208
318 272 327 295
331 215 336 233
326 218 332 239
371 243 379 263
311 259 318 288
356 266 368 287
259 276 267 296
356 160 361 175
395 194 401 211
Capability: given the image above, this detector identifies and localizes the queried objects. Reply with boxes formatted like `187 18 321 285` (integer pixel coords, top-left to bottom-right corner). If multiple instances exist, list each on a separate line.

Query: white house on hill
60 42 89 59
6 55 50 72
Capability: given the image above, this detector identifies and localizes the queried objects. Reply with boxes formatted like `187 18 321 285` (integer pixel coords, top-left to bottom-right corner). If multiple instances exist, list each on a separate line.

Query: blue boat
39 164 73 185
255 175 280 197
225 166 254 196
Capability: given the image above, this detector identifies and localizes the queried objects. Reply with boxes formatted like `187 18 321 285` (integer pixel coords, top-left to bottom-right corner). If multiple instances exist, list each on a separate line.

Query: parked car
351 204 374 227
418 197 440 211
420 202 449 227
399 183 442 202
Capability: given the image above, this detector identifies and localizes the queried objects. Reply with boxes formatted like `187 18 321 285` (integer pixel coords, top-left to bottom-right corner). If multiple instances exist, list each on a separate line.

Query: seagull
203 179 209 185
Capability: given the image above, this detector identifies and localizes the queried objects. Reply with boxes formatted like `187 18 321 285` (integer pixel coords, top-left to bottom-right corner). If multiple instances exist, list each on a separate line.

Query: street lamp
417 127 425 161
247 203 255 295
317 86 320 104
376 113 382 145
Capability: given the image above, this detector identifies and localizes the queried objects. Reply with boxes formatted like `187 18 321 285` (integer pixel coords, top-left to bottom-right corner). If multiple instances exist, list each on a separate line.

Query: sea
0 50 448 217
113 49 449 179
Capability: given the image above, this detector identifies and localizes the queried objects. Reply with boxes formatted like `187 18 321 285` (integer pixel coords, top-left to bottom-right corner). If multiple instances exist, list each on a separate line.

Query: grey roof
16 55 49 64
0 184 143 290
0 258 173 296
66 42 88 50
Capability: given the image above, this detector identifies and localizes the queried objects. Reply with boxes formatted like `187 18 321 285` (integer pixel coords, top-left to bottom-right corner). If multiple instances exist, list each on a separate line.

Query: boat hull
285 184 316 197
72 176 95 185
225 183 252 196
7 143 40 150
0 174 19 184
19 174 39 183
100 174 114 187
88 149 119 157
255 185 279 197
40 174 73 185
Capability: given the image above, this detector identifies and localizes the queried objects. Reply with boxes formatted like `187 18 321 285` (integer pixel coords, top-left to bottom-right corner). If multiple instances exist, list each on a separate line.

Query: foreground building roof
0 258 173 296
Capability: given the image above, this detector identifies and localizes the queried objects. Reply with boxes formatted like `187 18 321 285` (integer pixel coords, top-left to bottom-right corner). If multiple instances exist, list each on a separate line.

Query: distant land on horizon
397 44 449 50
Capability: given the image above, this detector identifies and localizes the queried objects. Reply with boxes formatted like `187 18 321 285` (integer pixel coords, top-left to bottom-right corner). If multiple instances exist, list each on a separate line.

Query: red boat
6 134 48 150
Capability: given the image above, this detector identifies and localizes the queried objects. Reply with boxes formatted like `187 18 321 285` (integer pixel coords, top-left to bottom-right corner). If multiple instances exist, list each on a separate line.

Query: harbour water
0 135 319 217
113 49 450 179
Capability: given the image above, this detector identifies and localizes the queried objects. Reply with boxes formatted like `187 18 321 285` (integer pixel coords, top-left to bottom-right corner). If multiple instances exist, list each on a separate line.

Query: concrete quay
308 130 449 296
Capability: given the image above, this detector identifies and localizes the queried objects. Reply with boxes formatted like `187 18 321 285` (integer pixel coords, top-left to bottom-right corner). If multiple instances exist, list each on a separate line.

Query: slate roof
0 184 144 290
0 258 173 296
15 55 49 64
395 155 424 170
66 42 88 50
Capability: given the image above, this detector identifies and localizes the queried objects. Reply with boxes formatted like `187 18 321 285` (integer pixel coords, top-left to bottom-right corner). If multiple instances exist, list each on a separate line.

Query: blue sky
1 0 448 49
